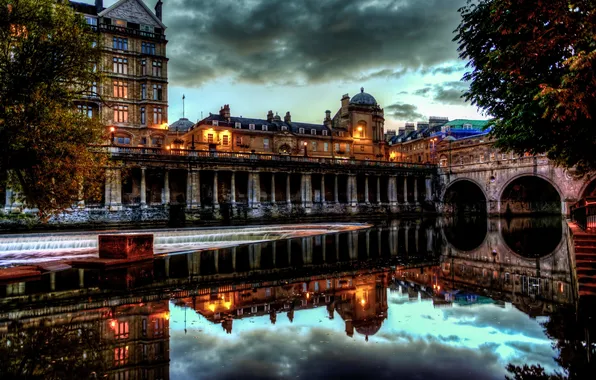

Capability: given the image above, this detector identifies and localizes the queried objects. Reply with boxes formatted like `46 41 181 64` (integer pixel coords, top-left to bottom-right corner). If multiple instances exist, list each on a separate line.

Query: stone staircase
574 232 596 297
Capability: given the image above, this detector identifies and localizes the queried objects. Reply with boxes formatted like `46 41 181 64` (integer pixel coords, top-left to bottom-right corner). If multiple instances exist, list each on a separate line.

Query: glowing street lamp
109 126 115 145
303 141 308 157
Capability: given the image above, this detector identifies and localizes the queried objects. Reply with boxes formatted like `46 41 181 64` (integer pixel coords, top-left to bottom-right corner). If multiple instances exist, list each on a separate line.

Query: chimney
95 0 103 12
324 110 332 129
267 110 274 123
340 94 350 116
284 111 291 123
219 104 230 120
405 122 416 132
155 0 163 22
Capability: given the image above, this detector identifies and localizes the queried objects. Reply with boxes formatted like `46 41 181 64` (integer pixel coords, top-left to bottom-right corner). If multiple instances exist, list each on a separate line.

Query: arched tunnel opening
443 216 488 252
501 217 563 258
443 180 487 215
500 176 561 215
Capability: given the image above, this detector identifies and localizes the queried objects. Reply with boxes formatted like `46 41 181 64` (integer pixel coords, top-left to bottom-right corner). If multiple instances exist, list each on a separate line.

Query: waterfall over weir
0 224 368 266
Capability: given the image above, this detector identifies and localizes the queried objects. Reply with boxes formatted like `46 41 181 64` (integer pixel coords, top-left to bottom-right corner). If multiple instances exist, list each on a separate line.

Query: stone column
230 171 236 206
163 169 170 205
403 176 408 204
140 167 147 208
214 250 219 272
364 176 370 204
425 177 432 201
286 174 291 206
334 175 339 203
232 247 237 272
321 175 326 205
105 168 122 210
376 176 381 205
248 172 253 208
4 188 13 213
271 173 276 203
213 171 219 209
413 177 418 204
388 176 397 205
301 173 312 208
252 172 261 208
186 170 201 209
78 269 85 288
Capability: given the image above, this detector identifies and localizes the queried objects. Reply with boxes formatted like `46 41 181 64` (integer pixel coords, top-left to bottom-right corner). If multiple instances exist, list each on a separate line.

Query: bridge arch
441 178 488 214
579 175 596 198
498 174 563 215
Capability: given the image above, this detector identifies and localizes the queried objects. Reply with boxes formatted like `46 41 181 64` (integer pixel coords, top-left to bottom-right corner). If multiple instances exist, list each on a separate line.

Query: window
281 126 288 131
334 143 339 151
234 122 241 128
153 107 162 124
114 347 128 366
85 16 97 26
236 136 242 146
90 82 97 96
140 107 146 124
266 288 271 297
345 144 350 153
311 129 316 135
141 84 146 99
490 153 495 161
263 138 270 149
249 124 255 130
152 61 162 77
116 136 131 145
77 104 93 118
154 318 164 336
222 135 229 146
324 142 329 152
152 84 162 100
151 136 163 146
360 145 365 151
113 81 128 98
207 133 214 143
501 153 507 160
113 57 128 74
115 321 129 339
311 141 317 151
212 120 218 126
112 37 128 50
141 59 147 75
339 131 345 137
142 42 156 55
299 128 305 134
140 137 147 145
113 105 128 123
142 319 147 336
322 130 328 136
262 125 268 131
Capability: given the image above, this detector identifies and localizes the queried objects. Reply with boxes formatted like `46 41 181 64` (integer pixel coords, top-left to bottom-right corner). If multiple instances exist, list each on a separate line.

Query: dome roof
349 87 377 106
354 318 383 337
169 118 194 132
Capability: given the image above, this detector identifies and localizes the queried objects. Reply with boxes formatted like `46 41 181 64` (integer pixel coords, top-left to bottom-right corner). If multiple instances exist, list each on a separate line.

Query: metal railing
98 145 436 171
98 24 166 41
571 197 596 230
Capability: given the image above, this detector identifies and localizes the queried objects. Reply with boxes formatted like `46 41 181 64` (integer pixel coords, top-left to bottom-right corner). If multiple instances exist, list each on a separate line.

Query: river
0 217 593 379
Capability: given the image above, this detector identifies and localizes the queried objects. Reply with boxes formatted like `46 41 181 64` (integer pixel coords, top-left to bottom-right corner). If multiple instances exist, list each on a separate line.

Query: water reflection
0 217 593 379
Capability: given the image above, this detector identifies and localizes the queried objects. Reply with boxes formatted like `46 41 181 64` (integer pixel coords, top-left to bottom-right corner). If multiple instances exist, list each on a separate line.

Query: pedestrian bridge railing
571 197 596 231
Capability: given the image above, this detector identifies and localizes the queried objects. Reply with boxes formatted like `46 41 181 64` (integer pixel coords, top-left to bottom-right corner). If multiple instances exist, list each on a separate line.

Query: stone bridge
437 155 596 215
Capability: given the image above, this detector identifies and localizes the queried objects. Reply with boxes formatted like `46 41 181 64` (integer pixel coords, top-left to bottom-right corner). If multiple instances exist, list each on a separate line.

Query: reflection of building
178 270 389 339
0 300 170 380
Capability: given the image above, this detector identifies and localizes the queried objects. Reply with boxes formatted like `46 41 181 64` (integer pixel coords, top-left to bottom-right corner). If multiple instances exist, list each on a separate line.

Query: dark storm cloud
411 80 469 104
170 327 504 380
385 102 425 121
163 0 467 86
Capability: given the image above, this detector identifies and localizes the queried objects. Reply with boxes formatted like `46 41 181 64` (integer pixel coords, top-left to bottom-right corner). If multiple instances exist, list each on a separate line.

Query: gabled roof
99 0 166 30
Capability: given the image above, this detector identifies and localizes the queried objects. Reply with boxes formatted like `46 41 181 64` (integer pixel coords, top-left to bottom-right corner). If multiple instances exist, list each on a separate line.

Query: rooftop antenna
201 111 203 120
182 94 186 119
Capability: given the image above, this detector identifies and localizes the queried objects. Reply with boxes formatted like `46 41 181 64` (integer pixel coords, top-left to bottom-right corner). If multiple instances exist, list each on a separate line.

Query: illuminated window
115 321 129 339
207 133 214 143
114 346 128 366
345 144 350 153
236 136 242 146
311 141 317 151
334 143 339 152
324 142 329 152
113 81 128 98
154 318 164 336
153 107 162 124
360 145 364 152
113 105 128 123
263 138 269 149
113 57 128 74
222 135 229 146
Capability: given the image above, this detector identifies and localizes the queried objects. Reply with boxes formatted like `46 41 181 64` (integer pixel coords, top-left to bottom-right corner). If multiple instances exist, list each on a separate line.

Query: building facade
71 0 169 147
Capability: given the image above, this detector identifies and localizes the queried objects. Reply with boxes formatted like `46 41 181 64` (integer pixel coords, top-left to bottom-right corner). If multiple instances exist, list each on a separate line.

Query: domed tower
345 88 385 159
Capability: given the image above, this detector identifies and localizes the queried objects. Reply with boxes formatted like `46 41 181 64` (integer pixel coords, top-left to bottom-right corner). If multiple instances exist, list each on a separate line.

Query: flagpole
182 94 186 119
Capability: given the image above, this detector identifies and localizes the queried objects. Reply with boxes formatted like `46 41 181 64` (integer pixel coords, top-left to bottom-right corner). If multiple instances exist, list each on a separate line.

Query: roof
443 119 489 130
169 118 194 132
99 0 167 30
350 87 377 106
70 1 101 15
198 114 331 136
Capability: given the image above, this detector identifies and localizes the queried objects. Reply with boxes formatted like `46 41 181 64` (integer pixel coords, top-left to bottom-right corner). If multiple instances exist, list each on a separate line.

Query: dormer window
235 122 241 128
281 126 288 131
299 128 305 134
322 130 328 136
212 120 218 126
463 123 472 130
249 124 255 130
262 125 268 131
311 129 316 135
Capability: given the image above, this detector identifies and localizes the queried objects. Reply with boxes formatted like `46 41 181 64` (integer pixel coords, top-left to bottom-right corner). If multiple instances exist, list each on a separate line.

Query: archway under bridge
441 179 487 215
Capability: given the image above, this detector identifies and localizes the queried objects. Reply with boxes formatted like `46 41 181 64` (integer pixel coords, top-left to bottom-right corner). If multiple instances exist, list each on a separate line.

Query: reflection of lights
163 312 170 321
224 301 232 309
208 304 216 312
110 320 117 329
360 299 366 306
306 292 310 299
357 126 363 132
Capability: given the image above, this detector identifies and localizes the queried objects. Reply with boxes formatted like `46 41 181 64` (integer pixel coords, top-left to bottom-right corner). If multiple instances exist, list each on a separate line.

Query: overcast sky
88 0 486 130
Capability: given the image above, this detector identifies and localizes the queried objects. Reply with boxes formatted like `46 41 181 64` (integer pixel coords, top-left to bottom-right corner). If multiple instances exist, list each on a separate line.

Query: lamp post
303 141 308 158
109 126 115 145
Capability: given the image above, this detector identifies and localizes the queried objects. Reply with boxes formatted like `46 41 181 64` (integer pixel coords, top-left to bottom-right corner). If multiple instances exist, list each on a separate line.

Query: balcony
96 146 436 173
99 24 166 41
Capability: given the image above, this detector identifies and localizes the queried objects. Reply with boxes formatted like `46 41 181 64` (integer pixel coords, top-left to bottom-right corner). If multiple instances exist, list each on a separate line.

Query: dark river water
0 217 594 380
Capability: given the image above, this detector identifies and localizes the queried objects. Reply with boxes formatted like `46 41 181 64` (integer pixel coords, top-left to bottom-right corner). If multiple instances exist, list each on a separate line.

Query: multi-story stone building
71 0 169 146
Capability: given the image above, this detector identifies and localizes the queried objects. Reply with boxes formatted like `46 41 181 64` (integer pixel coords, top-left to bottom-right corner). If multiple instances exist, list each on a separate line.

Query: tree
0 0 107 220
455 0 596 172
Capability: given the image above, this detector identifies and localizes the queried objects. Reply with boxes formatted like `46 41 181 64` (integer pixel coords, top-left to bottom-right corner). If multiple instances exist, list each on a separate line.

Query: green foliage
0 0 107 220
455 0 596 172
